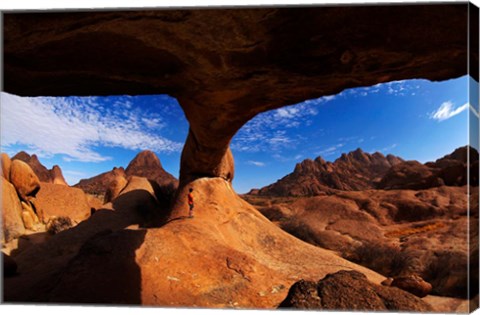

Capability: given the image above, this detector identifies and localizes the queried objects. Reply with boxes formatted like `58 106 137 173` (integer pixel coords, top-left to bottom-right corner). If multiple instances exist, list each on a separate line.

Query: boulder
391 274 432 298
381 277 394 286
51 165 68 186
278 280 321 309
21 201 39 225
112 176 164 225
378 161 443 190
33 183 91 224
1 153 12 181
1 177 25 242
104 175 128 203
9 159 40 201
3 252 17 277
85 194 104 213
12 152 70 185
74 167 126 198
21 210 35 230
280 270 433 311
12 152 51 182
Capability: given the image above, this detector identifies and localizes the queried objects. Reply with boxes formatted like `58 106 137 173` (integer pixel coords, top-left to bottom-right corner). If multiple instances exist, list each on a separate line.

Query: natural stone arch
3 4 473 186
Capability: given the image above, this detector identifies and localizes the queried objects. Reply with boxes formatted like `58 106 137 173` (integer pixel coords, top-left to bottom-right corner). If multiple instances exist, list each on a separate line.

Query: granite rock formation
1 177 26 242
257 148 403 196
3 5 472 186
9 159 40 202
4 177 387 308
75 167 126 198
1 6 476 311
34 183 91 224
244 147 477 299
379 146 479 190
12 152 68 186
1 153 12 182
279 270 433 311
125 150 178 189
391 274 433 298
75 150 177 200
256 147 478 196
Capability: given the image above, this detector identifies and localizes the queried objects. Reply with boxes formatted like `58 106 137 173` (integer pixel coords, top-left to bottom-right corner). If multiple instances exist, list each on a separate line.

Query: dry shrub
280 219 321 246
345 241 415 277
422 251 470 298
47 216 73 235
260 206 288 222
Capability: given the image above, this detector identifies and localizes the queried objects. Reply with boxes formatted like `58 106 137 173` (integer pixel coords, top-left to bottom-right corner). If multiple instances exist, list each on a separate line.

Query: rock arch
3 4 474 186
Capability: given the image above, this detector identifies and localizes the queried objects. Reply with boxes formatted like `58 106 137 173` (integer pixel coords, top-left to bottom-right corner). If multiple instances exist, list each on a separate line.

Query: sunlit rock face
3 5 470 185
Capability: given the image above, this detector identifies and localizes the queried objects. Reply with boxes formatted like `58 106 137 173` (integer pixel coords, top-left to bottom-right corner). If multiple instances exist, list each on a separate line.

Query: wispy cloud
316 143 345 156
0 92 183 162
246 160 266 167
232 102 321 153
380 143 398 152
272 153 304 163
341 79 422 98
430 101 468 122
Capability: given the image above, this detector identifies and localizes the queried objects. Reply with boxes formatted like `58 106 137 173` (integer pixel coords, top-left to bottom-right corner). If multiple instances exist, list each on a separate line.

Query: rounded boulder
391 274 432 298
1 177 26 242
10 159 40 201
1 153 12 181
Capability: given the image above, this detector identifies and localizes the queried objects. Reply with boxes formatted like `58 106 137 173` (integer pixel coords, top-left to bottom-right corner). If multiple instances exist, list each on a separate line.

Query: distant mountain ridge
74 167 127 196
379 146 478 190
253 146 478 196
74 150 178 197
256 148 404 196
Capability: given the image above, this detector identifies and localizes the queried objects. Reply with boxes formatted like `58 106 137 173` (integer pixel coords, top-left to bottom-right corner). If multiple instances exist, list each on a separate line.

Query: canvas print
1 1 479 313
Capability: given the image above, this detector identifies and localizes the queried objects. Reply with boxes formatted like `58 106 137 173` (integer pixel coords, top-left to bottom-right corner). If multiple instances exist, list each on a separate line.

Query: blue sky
1 75 476 193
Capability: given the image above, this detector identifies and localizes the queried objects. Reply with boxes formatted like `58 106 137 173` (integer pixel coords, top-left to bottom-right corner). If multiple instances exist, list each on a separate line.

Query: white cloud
380 143 398 152
430 101 468 122
317 143 344 156
0 92 183 162
141 117 164 129
272 153 304 163
341 79 422 98
246 160 266 167
232 102 320 153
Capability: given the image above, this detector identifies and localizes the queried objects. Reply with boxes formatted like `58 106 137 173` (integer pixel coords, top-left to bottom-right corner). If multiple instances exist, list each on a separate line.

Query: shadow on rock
3 188 161 303
47 229 147 304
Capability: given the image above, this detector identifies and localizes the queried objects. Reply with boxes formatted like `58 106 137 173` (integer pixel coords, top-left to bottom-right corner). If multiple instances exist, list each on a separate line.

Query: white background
1 0 479 315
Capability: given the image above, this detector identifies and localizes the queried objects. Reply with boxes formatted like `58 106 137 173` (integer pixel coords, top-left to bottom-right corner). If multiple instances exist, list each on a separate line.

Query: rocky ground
243 186 478 299
243 146 479 309
2 148 478 312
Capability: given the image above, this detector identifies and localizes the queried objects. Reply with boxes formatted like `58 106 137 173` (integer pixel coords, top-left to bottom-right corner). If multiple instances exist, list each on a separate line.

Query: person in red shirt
188 188 194 218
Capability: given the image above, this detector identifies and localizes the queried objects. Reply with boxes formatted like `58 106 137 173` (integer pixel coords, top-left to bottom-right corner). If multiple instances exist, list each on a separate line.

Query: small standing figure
188 188 194 218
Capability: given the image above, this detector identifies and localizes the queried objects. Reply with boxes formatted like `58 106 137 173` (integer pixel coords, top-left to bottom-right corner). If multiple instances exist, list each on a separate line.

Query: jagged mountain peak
257 148 404 196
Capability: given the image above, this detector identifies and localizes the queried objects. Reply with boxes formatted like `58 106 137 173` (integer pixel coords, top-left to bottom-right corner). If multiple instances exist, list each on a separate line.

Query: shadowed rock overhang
3 4 476 184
